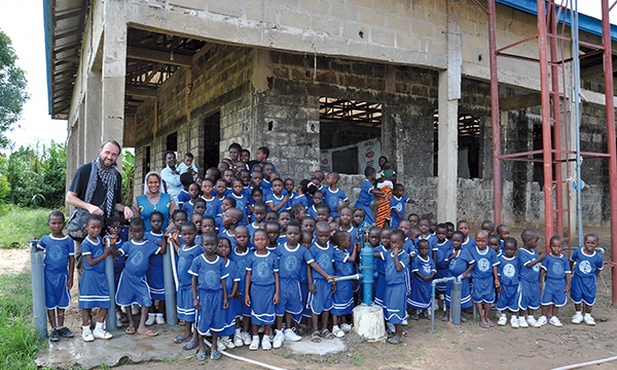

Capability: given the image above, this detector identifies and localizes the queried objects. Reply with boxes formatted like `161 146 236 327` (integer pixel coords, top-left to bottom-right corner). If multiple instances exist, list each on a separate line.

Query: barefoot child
570 233 604 325
38 211 75 341
78 214 113 342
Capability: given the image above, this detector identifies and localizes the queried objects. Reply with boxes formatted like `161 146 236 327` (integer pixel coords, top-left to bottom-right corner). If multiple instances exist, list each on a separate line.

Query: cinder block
208 0 243 18
169 0 206 10
299 0 329 15
370 28 394 47
280 9 312 30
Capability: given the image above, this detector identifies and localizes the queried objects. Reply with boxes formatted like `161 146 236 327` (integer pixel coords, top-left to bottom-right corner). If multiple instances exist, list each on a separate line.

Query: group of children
38 144 605 359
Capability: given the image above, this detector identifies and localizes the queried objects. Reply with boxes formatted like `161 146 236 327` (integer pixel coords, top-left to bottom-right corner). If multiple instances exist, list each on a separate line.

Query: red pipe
537 0 554 252
600 0 617 306
488 0 502 226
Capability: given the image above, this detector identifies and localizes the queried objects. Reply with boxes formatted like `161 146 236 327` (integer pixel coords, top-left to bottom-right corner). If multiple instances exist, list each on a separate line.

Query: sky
0 1 610 153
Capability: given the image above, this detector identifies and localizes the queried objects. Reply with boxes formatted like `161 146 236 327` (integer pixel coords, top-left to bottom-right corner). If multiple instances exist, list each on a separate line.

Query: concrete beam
127 46 192 67
500 93 541 111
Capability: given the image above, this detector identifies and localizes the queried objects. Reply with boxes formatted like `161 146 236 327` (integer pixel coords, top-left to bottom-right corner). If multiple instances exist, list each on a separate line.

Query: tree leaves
0 29 29 149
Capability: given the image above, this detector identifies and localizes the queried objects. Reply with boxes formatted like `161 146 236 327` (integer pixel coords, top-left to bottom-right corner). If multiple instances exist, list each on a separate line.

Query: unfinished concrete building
46 0 617 238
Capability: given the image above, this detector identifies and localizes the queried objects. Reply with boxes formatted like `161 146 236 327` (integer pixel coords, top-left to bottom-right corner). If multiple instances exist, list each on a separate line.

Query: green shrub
0 205 54 248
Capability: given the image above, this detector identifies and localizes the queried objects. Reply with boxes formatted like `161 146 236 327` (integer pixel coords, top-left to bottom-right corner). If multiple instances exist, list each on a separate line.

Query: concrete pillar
437 3 462 223
84 68 103 161
101 0 127 148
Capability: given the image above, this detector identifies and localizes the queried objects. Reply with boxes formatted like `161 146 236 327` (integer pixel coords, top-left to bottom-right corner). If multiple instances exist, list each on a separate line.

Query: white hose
551 355 617 370
203 338 289 370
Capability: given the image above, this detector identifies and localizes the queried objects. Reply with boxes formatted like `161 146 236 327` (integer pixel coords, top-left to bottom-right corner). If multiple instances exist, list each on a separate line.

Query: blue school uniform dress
175 244 203 322
112 238 126 292
189 255 228 335
231 192 250 225
445 249 473 309
39 234 74 310
246 250 279 325
331 248 356 316
266 193 290 214
433 239 453 294
115 239 161 307
389 195 409 228
201 196 221 219
408 255 436 310
540 253 571 307
136 193 171 232
323 187 348 218
497 254 520 312
298 246 312 320
517 248 542 310
354 179 375 225
145 231 165 300
307 242 335 314
78 236 111 309
373 245 388 309
384 249 410 324
570 248 604 305
230 247 251 317
275 243 314 318
220 258 240 336
468 246 500 303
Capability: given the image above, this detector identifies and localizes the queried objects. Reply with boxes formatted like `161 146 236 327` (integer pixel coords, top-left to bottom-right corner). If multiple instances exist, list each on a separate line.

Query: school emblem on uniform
49 245 62 261
131 250 144 266
552 261 564 275
205 270 219 287
478 258 490 272
503 263 515 278
285 256 298 273
255 261 270 278
579 260 592 274
532 263 540 272
395 203 403 212
317 254 331 269
422 264 432 274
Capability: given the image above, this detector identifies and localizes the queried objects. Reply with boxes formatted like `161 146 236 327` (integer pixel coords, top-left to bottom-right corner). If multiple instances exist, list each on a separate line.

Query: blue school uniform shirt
415 235 438 252
222 259 240 295
118 239 161 277
467 246 499 279
323 187 348 218
246 251 279 285
433 239 453 270
518 248 541 282
355 179 374 207
277 242 315 281
340 225 358 250
448 248 473 278
307 205 319 219
290 194 309 209
570 248 603 278
188 254 228 291
403 237 417 257
178 190 191 206
39 234 74 273
247 221 261 238
201 196 221 219
412 255 436 279
310 242 335 278
182 200 196 218
389 195 409 228
333 248 355 277
81 236 106 273
384 250 410 285
265 193 290 213
230 247 251 292
230 192 250 224
177 244 203 287
498 255 519 286
461 236 476 251
541 253 571 280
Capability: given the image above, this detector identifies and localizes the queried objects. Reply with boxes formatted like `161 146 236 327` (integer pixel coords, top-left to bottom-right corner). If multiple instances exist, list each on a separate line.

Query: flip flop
210 350 222 360
125 326 136 335
196 352 207 361
311 331 321 343
479 322 491 329
174 335 190 344
182 341 198 350
402 329 410 337
138 329 159 337
387 336 402 344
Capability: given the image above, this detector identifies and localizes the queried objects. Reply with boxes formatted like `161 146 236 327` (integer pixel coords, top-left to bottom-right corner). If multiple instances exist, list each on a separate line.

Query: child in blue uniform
409 239 436 319
308 221 336 342
517 229 545 328
216 237 240 350
389 184 416 228
570 233 604 325
230 178 250 225
331 230 358 338
78 215 113 342
537 235 571 327
246 229 280 351
145 211 166 326
384 229 410 344
200 178 221 219
353 166 382 225
432 224 452 305
247 201 267 237
323 172 349 218
307 191 324 219
173 222 203 348
229 226 252 346
39 211 75 341
370 227 387 309
265 178 290 214
443 231 474 322
468 230 500 329
189 231 228 361
115 217 165 337
457 220 476 250
496 237 520 328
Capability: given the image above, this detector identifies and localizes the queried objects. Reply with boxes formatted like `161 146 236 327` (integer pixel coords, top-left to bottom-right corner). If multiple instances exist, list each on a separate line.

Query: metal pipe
537 0 555 252
330 274 361 283
571 0 583 248
600 0 617 306
488 0 502 226
430 276 458 331
163 239 177 326
451 279 463 325
30 239 47 340
359 241 376 306
551 355 617 370
104 236 117 331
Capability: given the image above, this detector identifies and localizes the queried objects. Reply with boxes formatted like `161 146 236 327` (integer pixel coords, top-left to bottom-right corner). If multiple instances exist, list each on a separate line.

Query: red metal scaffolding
474 0 617 304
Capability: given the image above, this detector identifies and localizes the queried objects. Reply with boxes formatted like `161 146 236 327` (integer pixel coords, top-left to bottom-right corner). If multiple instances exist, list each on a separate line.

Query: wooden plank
127 46 192 67
126 85 158 98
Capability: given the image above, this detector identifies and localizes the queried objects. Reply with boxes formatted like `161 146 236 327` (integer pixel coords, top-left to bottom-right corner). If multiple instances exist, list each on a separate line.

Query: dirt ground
5 225 617 370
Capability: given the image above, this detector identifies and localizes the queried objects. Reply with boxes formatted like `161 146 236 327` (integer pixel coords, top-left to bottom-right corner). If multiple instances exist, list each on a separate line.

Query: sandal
402 329 410 337
387 336 402 345
311 331 321 343
138 329 159 337
174 335 190 344
125 326 136 335
479 321 491 329
210 350 222 360
321 328 335 339
197 352 207 361
182 341 198 350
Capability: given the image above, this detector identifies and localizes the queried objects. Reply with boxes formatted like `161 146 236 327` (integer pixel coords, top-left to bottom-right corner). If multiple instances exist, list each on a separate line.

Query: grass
0 205 54 248
0 273 43 370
